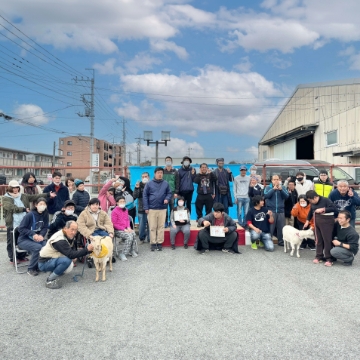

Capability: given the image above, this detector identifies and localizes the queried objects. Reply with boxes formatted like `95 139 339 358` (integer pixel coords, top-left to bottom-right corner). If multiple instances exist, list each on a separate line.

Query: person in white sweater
294 172 313 196
233 165 250 227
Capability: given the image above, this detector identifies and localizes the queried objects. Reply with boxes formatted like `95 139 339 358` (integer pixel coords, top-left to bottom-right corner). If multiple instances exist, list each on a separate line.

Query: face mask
178 201 184 207
300 203 307 208
37 205 47 212
142 178 149 184
251 170 256 175
53 181 61 186
65 210 74 216
297 177 304 182
165 161 172 166
183 161 190 167
118 204 126 209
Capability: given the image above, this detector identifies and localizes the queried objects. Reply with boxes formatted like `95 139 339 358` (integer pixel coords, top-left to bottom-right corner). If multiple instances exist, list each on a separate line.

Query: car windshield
322 167 353 181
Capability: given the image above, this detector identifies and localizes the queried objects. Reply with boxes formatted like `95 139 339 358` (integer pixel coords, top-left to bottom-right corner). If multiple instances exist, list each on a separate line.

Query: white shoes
130 250 138 258
119 253 127 261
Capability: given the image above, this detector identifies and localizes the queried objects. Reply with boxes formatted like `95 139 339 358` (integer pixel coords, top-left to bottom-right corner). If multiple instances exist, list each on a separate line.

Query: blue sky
1 0 360 163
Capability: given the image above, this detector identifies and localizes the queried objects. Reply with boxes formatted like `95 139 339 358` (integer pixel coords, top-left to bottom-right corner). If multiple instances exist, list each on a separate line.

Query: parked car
254 159 357 185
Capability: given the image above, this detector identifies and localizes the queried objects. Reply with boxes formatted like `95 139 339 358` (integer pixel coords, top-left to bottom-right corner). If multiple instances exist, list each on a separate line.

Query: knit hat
9 180 20 188
181 156 192 164
74 179 84 187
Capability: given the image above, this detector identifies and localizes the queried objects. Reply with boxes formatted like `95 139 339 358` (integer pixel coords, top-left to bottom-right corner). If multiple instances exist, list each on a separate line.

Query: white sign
174 210 188 222
47 174 52 182
92 153 99 172
210 226 225 237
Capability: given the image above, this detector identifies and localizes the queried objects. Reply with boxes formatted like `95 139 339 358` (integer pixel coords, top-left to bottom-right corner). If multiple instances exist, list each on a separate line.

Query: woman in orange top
291 195 315 250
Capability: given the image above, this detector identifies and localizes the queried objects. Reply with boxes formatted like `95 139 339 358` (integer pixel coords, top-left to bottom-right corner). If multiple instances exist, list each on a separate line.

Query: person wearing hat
3 180 55 265
143 167 172 251
72 179 90 216
213 158 233 214
177 156 196 214
233 165 250 227
47 199 79 239
313 170 333 198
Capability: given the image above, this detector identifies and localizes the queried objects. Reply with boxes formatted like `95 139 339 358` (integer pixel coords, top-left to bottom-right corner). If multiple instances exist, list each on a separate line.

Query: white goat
90 235 113 282
282 225 315 258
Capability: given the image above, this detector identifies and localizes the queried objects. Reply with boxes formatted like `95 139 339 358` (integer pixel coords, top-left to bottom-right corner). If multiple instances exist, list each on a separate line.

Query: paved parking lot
1 232 360 359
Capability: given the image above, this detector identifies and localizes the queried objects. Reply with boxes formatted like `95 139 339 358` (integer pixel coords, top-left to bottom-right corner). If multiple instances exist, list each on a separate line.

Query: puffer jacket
72 190 90 215
3 192 49 228
77 207 114 238
143 179 172 210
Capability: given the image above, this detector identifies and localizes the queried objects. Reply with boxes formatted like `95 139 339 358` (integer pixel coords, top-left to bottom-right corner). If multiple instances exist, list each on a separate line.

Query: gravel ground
0 231 360 360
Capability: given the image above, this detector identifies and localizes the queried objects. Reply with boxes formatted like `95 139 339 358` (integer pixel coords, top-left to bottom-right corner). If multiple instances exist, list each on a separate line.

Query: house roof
0 146 62 159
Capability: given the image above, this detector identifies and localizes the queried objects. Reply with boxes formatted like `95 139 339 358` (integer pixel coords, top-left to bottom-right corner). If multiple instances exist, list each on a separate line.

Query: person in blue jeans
17 197 50 276
133 172 150 244
233 165 250 227
246 195 275 251
39 221 94 289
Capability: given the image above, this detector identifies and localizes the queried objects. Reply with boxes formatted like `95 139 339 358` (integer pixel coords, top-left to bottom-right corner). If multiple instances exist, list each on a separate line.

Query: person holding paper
196 202 239 254
169 196 191 250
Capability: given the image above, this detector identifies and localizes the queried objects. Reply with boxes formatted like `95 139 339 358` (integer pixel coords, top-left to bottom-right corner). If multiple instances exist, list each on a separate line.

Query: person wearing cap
72 179 90 215
47 199 79 239
38 221 94 289
233 165 250 227
213 158 233 214
313 170 333 198
3 180 55 265
196 202 239 254
163 156 180 227
43 171 69 221
177 156 196 214
143 167 172 251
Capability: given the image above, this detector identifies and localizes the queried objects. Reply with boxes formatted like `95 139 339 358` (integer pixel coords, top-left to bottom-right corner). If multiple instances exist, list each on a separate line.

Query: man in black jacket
48 200 78 238
196 202 239 254
284 180 298 227
330 210 359 266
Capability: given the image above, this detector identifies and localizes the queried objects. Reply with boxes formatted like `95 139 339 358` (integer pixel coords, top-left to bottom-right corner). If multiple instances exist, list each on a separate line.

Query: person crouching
38 221 93 289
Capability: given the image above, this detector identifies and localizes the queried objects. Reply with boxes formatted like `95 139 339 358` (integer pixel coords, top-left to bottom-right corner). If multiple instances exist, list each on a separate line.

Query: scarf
92 244 108 258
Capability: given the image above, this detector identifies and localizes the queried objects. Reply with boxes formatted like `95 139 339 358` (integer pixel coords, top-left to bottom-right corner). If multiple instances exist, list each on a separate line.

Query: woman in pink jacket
98 178 117 213
111 196 137 261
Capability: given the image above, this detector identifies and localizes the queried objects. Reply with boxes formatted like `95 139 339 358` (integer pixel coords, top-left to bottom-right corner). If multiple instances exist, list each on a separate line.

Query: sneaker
171 245 175 250
27 269 39 276
151 244 156 251
309 246 316 251
277 242 284 247
184 244 188 249
139 240 145 245
222 248 234 254
343 261 353 266
313 258 323 264
258 241 264 248
200 249 209 255
324 261 333 267
157 244 163 251
46 278 62 289
119 253 128 261
251 242 258 250
130 250 138 258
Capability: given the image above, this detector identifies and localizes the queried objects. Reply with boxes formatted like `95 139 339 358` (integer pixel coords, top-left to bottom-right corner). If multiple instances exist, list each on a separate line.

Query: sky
1 0 360 163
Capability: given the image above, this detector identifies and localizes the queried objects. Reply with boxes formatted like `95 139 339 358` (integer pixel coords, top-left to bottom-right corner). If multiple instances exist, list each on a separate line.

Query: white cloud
150 39 189 60
13 104 49 125
245 146 258 158
115 65 282 137
226 147 239 153
339 47 360 71
267 53 292 69
233 57 253 72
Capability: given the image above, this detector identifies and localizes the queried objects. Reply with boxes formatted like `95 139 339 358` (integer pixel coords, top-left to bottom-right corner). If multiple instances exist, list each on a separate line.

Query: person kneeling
246 195 274 251
38 221 93 289
111 196 137 261
196 202 239 254
170 196 191 250
330 211 359 267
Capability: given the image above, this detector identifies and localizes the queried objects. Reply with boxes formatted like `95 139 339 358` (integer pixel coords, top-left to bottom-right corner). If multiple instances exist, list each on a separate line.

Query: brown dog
89 236 113 282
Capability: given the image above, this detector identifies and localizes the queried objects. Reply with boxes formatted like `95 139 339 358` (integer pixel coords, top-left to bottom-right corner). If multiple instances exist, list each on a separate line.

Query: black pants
179 191 193 214
195 193 213 220
198 229 237 250
6 227 26 261
298 221 315 249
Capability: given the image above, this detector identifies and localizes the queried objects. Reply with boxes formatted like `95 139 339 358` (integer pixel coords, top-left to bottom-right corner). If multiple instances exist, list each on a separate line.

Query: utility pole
135 135 142 165
52 141 56 170
75 69 95 190
144 131 171 166
122 118 126 175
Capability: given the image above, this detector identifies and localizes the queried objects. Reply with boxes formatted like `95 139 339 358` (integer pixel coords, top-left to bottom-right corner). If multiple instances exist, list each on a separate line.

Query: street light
144 130 171 166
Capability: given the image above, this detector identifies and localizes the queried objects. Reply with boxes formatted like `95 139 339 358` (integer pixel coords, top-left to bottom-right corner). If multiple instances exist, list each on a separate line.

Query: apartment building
58 136 123 180
0 146 63 184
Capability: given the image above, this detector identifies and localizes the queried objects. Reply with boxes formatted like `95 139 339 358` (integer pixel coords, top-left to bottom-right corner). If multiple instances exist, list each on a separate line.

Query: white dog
282 225 315 258
90 235 113 282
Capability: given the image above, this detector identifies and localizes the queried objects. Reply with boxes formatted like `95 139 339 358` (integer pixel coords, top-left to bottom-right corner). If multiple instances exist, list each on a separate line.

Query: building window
104 153 108 161
35 169 40 176
17 169 23 176
326 131 337 146
263 151 267 160
60 140 64 145
67 141 72 145
67 152 72 156
67 162 72 166
59 150 63 156
66 173 72 177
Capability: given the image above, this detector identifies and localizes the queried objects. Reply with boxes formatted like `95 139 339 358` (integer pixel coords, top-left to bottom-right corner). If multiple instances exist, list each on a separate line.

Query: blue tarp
128 164 253 222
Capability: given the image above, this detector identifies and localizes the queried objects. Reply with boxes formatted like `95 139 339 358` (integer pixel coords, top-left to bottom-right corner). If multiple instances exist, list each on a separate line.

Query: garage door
273 139 296 160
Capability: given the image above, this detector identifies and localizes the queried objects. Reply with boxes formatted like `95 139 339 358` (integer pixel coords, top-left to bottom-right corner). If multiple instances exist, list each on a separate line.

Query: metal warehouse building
258 78 360 182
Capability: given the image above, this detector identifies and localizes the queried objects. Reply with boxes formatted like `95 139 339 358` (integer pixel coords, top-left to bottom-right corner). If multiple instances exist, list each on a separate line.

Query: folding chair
12 227 29 274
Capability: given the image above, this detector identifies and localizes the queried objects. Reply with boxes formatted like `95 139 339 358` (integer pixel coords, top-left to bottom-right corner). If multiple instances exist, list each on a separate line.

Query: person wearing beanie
169 196 191 250
177 156 196 214
143 167 172 251
72 179 90 215
313 170 333 198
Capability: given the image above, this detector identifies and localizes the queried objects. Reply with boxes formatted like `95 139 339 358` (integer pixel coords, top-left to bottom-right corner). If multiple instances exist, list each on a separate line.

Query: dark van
254 160 356 185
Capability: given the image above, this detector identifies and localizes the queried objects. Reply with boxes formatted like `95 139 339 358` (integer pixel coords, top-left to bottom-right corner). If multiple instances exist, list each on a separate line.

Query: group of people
3 163 360 290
